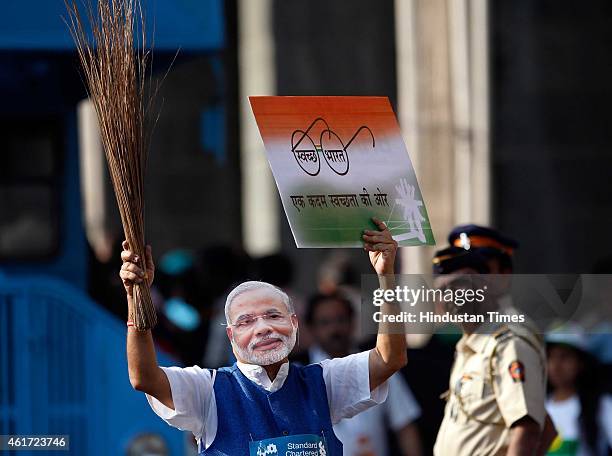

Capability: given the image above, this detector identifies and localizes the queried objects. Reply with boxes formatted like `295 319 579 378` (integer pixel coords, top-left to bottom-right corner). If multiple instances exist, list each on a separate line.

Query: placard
250 96 434 247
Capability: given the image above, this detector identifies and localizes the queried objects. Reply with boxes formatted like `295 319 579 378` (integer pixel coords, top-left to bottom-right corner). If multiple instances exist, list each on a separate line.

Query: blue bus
0 2 231 454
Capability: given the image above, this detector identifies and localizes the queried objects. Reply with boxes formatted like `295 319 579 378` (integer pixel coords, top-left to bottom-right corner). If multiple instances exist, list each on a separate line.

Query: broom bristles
66 0 157 330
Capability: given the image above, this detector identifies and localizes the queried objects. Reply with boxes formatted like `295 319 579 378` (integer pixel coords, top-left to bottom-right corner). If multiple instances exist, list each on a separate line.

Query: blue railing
0 275 185 455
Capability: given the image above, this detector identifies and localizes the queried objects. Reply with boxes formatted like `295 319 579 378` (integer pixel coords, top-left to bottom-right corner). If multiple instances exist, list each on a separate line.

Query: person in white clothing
546 329 612 455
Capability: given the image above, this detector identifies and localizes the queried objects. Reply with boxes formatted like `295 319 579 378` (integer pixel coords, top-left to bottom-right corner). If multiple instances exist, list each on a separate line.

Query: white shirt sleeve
145 365 214 441
385 373 422 430
320 350 390 424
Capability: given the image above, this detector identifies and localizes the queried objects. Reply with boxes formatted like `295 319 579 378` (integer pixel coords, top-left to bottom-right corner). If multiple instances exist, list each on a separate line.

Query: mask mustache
233 326 298 366
249 332 286 350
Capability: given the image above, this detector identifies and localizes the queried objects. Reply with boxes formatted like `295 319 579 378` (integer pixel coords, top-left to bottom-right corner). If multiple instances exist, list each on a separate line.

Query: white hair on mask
224 280 294 324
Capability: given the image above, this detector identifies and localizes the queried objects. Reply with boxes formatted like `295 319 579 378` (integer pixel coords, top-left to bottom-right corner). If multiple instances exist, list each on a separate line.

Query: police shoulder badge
508 360 525 382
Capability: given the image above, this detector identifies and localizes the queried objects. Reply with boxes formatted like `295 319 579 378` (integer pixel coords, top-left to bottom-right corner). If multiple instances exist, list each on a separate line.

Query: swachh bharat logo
290 117 375 177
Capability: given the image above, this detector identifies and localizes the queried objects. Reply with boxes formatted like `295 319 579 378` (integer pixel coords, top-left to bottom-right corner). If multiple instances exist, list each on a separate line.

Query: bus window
0 120 61 260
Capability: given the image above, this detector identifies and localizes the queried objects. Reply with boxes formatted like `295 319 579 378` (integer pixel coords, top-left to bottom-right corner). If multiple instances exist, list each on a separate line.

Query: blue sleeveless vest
202 362 343 455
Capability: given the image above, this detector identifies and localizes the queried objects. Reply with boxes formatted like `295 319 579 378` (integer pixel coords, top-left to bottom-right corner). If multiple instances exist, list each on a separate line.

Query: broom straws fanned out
65 0 158 330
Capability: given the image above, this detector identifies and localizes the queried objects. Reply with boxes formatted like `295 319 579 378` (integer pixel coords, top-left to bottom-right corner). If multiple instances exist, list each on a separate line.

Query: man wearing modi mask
120 218 407 455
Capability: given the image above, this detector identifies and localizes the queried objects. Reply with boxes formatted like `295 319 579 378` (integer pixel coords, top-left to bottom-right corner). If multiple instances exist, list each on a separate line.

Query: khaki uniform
434 324 547 456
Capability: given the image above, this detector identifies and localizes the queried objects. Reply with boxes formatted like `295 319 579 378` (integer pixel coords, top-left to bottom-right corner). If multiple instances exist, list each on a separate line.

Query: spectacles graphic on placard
290 117 375 177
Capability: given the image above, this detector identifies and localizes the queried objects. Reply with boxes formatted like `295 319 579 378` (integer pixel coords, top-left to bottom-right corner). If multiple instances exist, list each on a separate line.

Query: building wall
144 53 242 256
273 0 397 293
492 0 612 272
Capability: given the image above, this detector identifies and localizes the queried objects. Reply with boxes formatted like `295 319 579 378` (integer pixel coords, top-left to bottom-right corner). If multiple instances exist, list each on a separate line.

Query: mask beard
232 326 297 366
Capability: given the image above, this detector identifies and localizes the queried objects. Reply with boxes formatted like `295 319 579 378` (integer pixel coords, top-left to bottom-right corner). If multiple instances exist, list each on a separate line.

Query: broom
65 0 158 330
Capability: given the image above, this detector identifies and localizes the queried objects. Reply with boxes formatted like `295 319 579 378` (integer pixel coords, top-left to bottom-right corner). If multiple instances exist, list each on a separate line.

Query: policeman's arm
121 242 174 410
507 416 541 456
537 414 558 455
492 336 548 456
363 218 408 391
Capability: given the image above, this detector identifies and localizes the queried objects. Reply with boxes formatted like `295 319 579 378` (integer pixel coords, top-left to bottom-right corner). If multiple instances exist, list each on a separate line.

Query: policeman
432 225 555 456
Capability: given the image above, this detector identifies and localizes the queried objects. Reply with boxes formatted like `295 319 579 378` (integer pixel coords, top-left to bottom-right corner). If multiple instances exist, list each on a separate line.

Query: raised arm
363 218 408 391
120 242 173 409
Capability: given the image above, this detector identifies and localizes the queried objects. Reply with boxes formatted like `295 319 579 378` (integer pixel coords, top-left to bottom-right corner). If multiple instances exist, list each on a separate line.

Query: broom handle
131 282 157 331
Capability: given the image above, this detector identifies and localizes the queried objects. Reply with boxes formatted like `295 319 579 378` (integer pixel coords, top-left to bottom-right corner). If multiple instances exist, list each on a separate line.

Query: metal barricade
0 275 185 455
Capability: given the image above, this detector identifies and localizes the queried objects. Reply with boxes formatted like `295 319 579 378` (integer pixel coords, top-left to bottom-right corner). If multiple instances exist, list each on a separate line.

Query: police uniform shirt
434 324 547 456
